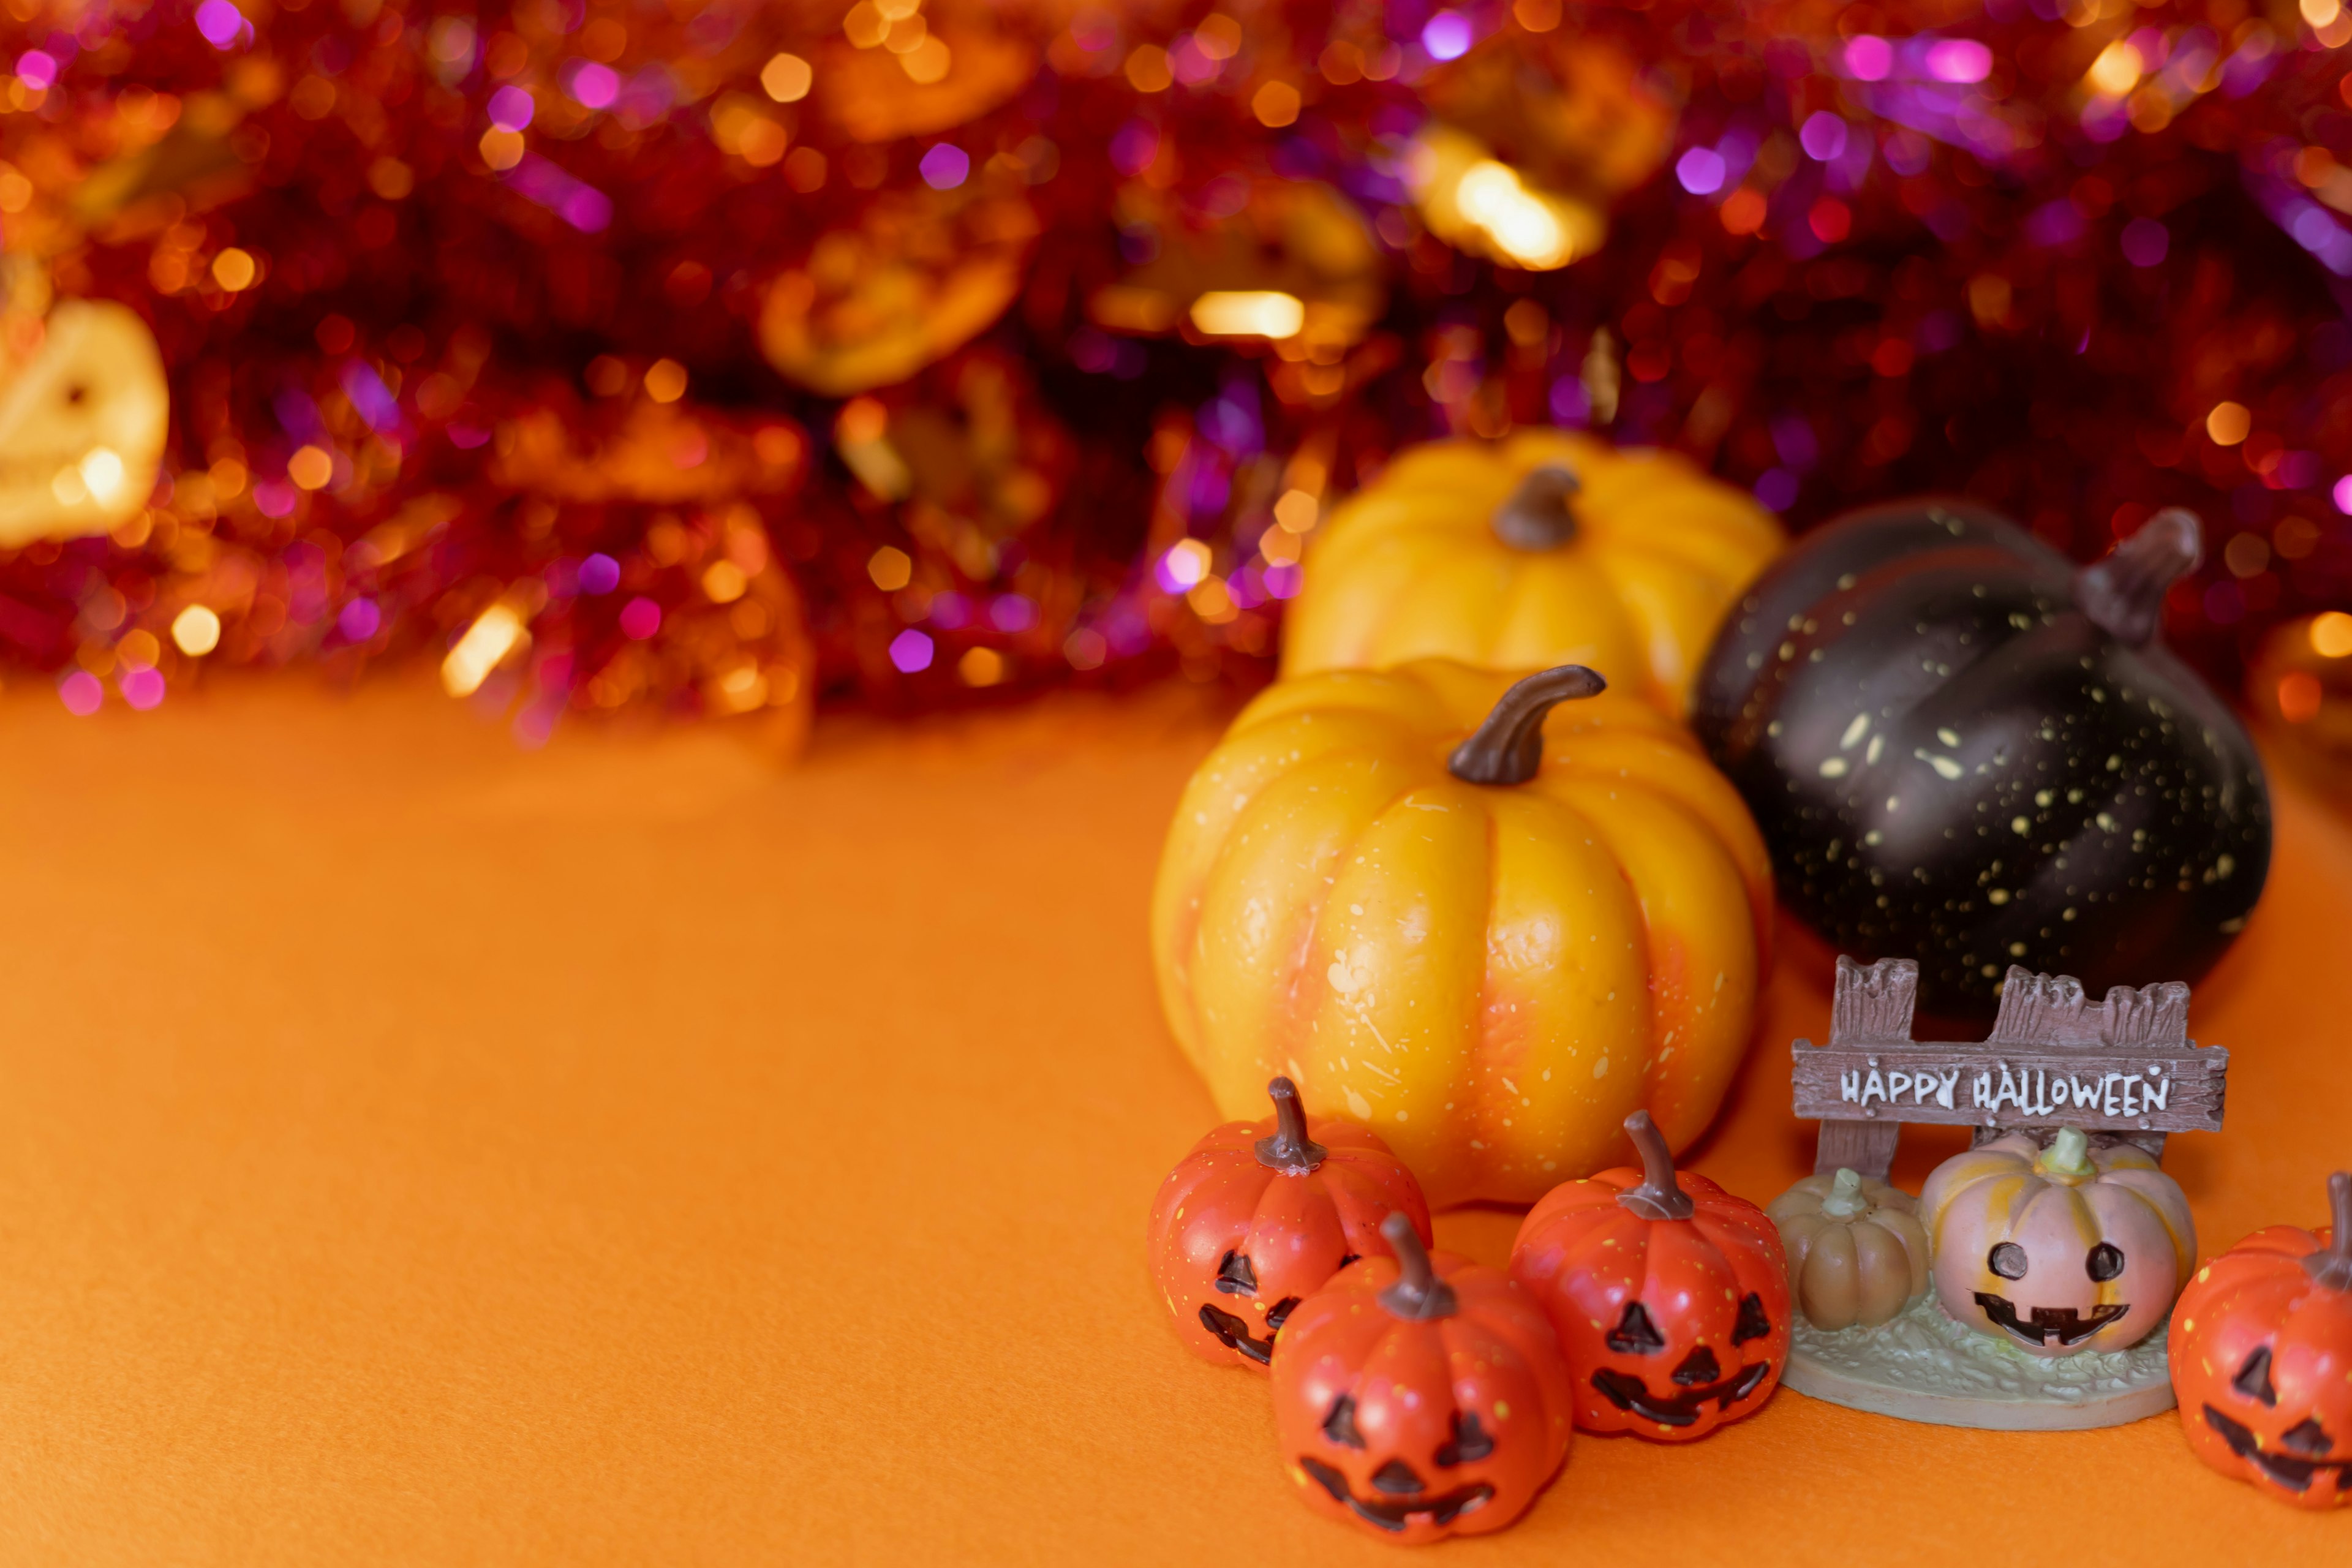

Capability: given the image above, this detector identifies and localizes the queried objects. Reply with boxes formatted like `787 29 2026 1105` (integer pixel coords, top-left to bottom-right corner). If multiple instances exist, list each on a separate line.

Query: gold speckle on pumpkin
1493 1401 1510 1420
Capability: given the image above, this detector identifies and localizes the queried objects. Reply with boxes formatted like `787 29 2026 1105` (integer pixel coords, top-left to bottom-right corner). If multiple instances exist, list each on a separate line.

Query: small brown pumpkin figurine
1145 1078 1429 1369
1272 1214 1573 1542
2170 1172 2352 1507
1768 1167 1932 1330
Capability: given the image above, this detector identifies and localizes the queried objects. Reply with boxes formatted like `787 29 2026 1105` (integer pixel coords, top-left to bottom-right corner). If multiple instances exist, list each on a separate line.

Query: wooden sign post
1792 956 2229 1178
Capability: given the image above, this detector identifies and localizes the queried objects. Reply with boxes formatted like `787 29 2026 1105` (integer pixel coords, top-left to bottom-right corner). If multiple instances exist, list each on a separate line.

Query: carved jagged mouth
1298 1457 1494 1532
1591 1361 1770 1427
2204 1406 2352 1494
1198 1298 1300 1365
1972 1292 2128 1349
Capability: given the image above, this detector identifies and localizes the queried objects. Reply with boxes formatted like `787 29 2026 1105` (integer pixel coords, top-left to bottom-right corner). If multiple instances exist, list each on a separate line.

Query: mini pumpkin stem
1446 665 1608 786
2037 1126 2096 1180
1820 1166 1870 1219
1376 1212 1458 1321
1615 1110 1696 1221
1253 1076 1329 1175
1490 464 1581 551
2305 1172 2352 1291
2077 507 2200 647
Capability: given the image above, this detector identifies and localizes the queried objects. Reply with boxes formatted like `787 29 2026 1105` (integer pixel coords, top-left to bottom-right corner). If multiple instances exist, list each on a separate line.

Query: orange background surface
0 677 2345 1564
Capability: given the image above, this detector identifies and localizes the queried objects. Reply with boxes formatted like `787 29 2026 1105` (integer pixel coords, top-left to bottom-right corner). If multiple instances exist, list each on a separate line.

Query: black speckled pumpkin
1692 499 2269 1025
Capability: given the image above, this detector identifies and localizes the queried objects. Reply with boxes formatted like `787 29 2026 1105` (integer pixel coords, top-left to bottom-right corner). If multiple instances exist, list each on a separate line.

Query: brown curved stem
1445 665 1608 786
2305 1172 2352 1291
1376 1213 1457 1321
1252 1077 1327 1175
1490 464 1580 551
2077 507 2200 646
1616 1110 1695 1221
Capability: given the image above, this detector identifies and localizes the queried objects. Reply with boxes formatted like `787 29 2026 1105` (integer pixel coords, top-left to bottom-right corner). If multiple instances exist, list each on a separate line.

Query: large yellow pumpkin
1281 431 1783 715
1152 660 1770 1207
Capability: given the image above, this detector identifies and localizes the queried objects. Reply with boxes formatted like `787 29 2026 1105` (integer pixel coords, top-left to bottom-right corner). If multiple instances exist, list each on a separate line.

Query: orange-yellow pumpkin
1281 431 1784 715
1151 660 1771 1207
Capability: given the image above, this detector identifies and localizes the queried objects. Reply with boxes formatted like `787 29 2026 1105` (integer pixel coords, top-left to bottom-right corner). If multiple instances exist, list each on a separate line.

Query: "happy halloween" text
1836 1062 2173 1119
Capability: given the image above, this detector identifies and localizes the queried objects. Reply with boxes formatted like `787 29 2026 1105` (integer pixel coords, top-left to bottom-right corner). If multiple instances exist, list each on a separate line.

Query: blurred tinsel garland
1 0 2350 747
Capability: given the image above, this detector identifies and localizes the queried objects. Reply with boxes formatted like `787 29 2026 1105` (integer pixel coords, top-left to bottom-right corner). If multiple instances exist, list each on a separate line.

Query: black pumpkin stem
1446 665 1608 786
1490 464 1581 551
2076 507 2201 647
1253 1077 1328 1175
1376 1213 1458 1321
1616 1110 1697 1221
2306 1172 2352 1292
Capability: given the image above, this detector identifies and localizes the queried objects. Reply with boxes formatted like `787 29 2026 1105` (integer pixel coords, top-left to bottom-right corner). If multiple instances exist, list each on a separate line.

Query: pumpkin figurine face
1153 660 1771 1207
1146 1078 1430 1370
1768 1167 1932 1331
1282 432 1784 716
1920 1127 2194 1357
1272 1215 1573 1542
2171 1172 2352 1507
1509 1112 1790 1439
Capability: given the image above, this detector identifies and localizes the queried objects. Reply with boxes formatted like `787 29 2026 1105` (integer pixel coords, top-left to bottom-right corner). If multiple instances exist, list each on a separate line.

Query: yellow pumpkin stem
1490 464 1581 551
1446 664 1608 786
2037 1126 2097 1181
2307 1172 2352 1292
1820 1166 1869 1219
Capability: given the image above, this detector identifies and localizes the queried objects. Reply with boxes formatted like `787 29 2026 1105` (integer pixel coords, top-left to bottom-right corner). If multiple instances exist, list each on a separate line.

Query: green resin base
1782 1292 2177 1431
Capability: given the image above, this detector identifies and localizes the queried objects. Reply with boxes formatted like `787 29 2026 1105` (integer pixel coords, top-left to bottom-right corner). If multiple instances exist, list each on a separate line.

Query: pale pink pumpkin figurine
1919 1126 2195 1357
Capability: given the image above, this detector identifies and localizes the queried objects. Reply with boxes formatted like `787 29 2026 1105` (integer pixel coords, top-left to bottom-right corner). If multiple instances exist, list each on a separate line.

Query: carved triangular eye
1215 1250 1257 1295
1323 1393 1366 1449
1264 1295 1303 1332
2283 1417 2332 1456
1606 1301 1665 1353
2233 1345 2278 1407
1434 1411 1494 1466
1370 1459 1423 1496
1673 1345 1722 1387
1733 1292 1772 1344
2086 1243 2125 1282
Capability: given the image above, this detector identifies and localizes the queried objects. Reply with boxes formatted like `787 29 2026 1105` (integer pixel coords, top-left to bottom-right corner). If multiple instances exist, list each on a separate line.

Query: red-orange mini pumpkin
1272 1215 1574 1542
1147 1078 1430 1369
1509 1110 1789 1439
2170 1172 2352 1509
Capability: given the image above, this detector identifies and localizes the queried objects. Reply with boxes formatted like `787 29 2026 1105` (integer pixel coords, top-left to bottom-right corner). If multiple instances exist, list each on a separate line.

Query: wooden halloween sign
1792 955 2229 1180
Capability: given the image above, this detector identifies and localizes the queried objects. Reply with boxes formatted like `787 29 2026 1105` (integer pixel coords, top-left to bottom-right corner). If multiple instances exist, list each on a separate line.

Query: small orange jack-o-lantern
1920 1127 2195 1357
0 298 169 546
1272 1215 1573 1542
1510 1111 1790 1439
2171 1172 2352 1508
1145 1078 1429 1370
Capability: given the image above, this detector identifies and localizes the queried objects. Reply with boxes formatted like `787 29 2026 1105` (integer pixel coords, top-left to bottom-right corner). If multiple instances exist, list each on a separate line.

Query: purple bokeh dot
1755 469 1800 512
1676 146 1727 197
194 0 247 50
2332 474 2352 515
2120 217 2169 268
1926 40 1992 84
1420 12 1472 62
253 480 298 518
58 671 103 715
15 49 56 88
488 85 536 132
119 666 166 710
338 597 382 641
1799 112 1849 163
919 143 970 190
568 61 619 110
579 553 621 594
619 596 662 640
1842 36 1892 81
889 628 935 674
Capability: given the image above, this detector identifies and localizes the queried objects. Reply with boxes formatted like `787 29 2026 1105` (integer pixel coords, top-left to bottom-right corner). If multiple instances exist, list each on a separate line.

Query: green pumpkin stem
2077 507 2200 647
1376 1213 1457 1321
1446 665 1608 786
1616 1110 1697 1221
1252 1077 1328 1175
1820 1167 1870 1219
2038 1126 2097 1180
1490 464 1581 551
2306 1172 2352 1292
